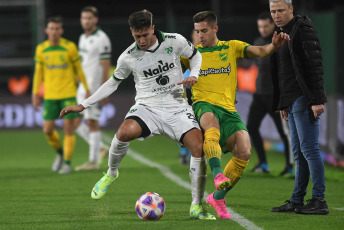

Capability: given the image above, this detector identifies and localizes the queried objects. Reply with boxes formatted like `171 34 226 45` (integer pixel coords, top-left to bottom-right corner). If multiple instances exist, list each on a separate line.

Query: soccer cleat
75 161 99 171
100 144 110 159
52 154 63 172
207 192 231 219
58 164 72 174
214 173 231 191
280 166 294 176
91 171 119 200
190 203 216 220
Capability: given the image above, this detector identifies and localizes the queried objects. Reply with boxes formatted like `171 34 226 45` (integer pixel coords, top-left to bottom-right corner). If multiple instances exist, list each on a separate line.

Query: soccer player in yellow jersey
32 16 90 174
179 11 289 219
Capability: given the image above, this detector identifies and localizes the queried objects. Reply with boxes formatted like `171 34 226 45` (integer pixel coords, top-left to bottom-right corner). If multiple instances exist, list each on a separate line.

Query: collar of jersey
135 29 165 53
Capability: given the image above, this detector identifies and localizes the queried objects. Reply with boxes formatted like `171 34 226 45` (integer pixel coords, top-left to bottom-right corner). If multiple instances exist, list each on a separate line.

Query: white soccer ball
135 192 165 220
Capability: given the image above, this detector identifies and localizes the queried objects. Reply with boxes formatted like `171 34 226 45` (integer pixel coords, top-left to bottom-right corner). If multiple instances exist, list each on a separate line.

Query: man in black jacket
247 12 293 175
269 0 329 215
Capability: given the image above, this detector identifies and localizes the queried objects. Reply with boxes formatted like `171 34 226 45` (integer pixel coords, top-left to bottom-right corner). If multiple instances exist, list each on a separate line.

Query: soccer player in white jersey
74 6 111 171
60 9 215 220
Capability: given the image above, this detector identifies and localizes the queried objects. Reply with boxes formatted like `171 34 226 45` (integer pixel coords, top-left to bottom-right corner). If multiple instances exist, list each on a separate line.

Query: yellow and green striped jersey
181 40 250 112
32 37 89 100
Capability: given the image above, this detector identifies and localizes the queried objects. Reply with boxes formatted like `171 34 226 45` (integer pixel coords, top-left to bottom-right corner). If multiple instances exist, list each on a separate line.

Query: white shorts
124 104 200 143
77 91 101 120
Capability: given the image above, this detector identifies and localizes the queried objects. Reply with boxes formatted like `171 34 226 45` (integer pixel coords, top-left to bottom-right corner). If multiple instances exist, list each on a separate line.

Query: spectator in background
269 0 329 215
247 12 293 176
179 30 201 165
74 6 112 171
32 16 90 174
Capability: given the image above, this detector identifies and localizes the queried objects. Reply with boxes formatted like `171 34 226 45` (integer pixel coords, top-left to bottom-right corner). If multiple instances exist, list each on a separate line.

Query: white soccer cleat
75 161 99 171
58 164 72 174
52 154 63 172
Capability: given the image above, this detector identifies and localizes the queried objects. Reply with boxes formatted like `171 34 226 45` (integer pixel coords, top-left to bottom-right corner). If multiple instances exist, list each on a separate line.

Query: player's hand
280 109 288 121
32 94 40 110
59 104 85 118
272 31 290 48
311 104 324 119
177 76 198 87
86 90 91 99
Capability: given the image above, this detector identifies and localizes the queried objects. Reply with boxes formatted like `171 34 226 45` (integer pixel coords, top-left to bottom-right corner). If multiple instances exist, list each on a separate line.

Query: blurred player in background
247 12 293 175
179 30 200 165
74 6 112 171
181 11 289 218
32 16 90 174
60 9 216 220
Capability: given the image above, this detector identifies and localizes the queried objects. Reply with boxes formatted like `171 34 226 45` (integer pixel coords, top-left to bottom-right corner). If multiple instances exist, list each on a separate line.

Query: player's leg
199 112 231 190
75 119 101 171
43 99 63 171
247 94 270 173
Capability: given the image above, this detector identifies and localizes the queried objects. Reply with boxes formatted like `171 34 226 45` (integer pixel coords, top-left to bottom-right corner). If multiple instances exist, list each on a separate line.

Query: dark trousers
247 94 293 167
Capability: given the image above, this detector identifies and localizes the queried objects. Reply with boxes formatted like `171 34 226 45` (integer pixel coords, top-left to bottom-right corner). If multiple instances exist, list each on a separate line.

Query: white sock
89 131 101 163
76 122 106 149
107 134 130 177
76 122 89 143
189 156 207 205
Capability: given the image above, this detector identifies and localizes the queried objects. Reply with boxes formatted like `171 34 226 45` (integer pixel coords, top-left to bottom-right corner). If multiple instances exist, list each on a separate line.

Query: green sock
64 160 71 165
214 187 231 200
209 157 223 179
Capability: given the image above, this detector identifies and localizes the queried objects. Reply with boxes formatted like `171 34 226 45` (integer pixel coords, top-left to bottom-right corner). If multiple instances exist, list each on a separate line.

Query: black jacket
271 15 327 110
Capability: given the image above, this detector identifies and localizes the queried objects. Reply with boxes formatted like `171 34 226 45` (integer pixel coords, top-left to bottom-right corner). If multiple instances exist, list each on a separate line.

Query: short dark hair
257 12 273 23
81 6 98 17
128 9 153 31
46 16 63 27
193 11 217 26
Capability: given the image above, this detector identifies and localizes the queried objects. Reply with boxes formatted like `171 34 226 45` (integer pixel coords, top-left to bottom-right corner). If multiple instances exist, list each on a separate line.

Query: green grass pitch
0 130 343 229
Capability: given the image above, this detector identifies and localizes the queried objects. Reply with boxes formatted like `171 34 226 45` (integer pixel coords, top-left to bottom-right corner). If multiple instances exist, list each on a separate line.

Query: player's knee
116 128 137 142
189 143 203 158
43 127 53 135
237 146 251 161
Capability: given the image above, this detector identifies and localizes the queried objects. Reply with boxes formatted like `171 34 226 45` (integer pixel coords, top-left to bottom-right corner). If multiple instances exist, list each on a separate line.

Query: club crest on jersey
165 47 173 54
143 60 175 78
219 53 228 62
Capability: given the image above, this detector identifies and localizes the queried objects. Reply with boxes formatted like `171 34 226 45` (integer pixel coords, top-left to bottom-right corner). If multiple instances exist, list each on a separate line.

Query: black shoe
271 200 303 212
280 166 294 176
295 199 329 215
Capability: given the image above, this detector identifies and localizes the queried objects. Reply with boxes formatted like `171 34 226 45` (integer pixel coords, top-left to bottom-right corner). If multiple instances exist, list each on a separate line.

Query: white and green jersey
78 28 111 93
113 30 199 107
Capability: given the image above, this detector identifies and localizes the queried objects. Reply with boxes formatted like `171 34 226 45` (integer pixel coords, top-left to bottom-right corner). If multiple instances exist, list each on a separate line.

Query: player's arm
176 34 202 87
32 47 44 110
60 76 121 118
100 59 111 105
246 32 290 58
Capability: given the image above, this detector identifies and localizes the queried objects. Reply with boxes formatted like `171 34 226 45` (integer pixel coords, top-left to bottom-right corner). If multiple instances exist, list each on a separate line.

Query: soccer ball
135 192 165 220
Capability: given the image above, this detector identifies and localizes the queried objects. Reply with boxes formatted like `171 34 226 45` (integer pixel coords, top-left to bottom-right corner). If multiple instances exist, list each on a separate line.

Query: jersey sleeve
113 53 131 81
175 33 197 59
32 45 44 94
179 56 190 73
69 42 82 63
99 34 112 60
231 40 251 59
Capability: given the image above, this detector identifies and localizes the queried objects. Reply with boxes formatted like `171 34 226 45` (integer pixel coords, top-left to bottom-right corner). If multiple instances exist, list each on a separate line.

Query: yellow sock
223 156 249 189
203 127 222 160
63 135 76 161
45 130 61 151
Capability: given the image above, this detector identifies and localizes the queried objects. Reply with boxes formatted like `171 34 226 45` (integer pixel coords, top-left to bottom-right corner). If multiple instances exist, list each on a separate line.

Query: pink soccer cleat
214 173 231 191
207 192 232 219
